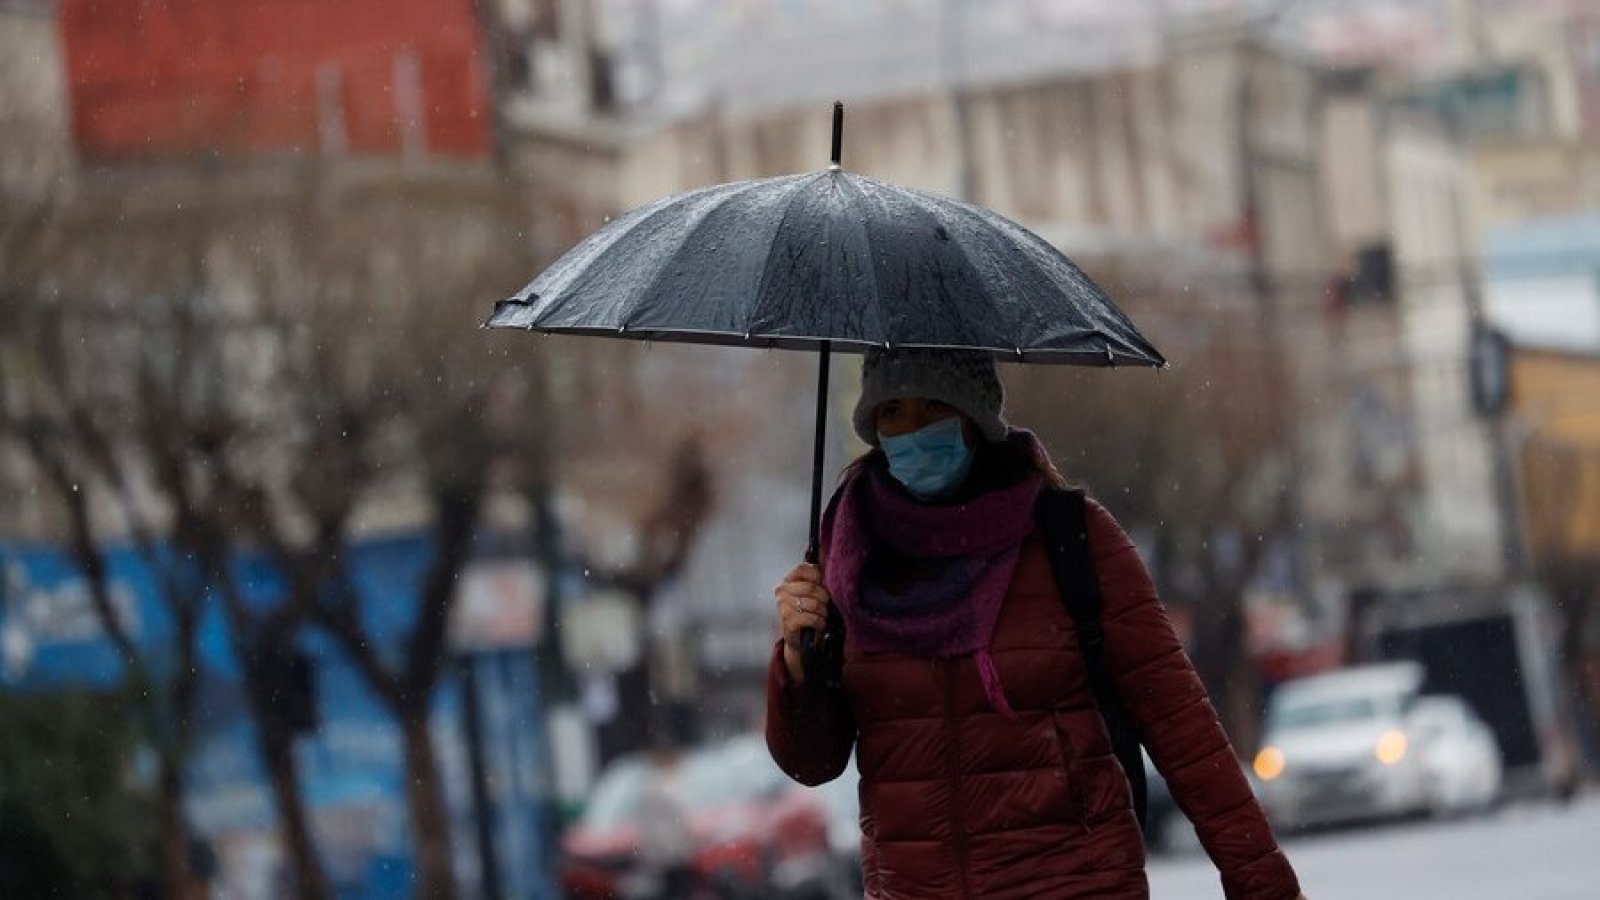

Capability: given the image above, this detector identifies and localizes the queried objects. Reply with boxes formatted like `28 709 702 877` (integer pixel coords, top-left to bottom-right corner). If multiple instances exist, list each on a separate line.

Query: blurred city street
3 0 1600 896
1151 795 1600 899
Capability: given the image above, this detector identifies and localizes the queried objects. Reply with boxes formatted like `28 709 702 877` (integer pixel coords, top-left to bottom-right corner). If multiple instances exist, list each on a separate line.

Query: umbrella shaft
800 341 836 685
806 342 831 565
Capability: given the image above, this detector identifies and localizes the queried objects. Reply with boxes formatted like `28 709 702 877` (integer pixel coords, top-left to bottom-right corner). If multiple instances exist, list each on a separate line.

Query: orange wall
58 0 490 160
1514 350 1600 561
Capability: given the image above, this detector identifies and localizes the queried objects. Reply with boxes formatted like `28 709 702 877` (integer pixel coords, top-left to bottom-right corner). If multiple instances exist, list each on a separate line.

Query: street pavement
1147 792 1600 899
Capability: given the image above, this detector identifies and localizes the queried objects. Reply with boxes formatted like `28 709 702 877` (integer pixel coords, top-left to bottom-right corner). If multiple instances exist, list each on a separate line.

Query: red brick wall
59 0 490 160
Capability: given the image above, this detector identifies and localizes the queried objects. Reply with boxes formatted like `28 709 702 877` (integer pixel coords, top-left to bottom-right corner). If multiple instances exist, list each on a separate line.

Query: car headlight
1375 730 1408 766
1253 746 1286 781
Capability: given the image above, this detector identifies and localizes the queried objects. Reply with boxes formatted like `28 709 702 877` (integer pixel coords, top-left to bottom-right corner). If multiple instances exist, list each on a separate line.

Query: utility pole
1453 189 1530 581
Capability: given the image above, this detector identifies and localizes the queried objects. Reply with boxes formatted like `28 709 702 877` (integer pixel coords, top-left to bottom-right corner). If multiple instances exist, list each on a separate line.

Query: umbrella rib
746 172 827 337
926 192 1107 356
614 179 772 334
917 196 1026 351
835 174 891 348
966 200 1082 350
517 177 779 329
528 190 693 304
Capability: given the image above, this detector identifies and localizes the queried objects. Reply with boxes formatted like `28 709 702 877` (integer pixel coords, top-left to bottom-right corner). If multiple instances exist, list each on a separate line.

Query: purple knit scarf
821 431 1048 714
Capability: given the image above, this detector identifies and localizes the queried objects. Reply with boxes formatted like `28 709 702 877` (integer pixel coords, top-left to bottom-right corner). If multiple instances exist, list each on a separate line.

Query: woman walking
767 348 1305 899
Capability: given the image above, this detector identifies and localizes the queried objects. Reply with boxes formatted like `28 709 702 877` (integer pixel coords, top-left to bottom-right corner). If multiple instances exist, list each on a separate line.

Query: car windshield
1270 696 1382 731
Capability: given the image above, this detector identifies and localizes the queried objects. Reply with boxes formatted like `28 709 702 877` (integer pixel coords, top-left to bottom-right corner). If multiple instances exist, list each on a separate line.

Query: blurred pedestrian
766 348 1306 899
635 736 696 900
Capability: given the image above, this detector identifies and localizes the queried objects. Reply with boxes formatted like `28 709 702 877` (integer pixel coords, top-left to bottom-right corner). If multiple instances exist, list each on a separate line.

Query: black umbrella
487 104 1165 675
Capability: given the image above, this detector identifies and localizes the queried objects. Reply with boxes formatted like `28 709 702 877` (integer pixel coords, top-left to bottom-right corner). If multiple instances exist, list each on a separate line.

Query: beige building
0 0 71 201
1473 139 1600 230
1386 113 1506 579
0 0 77 543
1316 75 1509 596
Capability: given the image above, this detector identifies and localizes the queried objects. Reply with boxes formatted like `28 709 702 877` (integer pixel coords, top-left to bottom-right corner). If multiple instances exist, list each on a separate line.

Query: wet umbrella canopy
486 104 1165 678
487 119 1162 366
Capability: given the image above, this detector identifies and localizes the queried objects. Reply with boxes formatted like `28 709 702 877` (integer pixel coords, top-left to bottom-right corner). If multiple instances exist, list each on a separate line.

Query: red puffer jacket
766 498 1300 899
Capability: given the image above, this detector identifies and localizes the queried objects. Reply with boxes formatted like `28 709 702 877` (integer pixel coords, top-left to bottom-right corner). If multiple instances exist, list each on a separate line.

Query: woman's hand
774 562 832 685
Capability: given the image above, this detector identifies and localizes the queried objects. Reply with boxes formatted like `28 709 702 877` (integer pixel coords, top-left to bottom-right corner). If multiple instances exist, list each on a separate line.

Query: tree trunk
1553 569 1600 773
400 706 457 900
156 759 204 900
597 659 655 766
256 721 333 900
1192 597 1258 751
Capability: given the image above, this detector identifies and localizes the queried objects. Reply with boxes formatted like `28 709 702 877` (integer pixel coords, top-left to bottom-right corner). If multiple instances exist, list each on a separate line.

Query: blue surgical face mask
879 416 975 500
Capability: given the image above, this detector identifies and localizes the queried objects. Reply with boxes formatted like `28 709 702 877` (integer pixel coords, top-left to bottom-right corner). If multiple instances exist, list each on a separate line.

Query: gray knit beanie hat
852 348 1008 446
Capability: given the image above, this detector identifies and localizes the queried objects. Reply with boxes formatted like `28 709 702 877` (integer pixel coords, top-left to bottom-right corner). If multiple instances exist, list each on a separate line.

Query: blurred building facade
24 0 1566 752
6 2 1599 894
1315 0 1600 762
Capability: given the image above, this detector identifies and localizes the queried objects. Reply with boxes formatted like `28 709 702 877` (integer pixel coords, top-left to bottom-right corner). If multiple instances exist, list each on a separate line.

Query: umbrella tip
831 101 844 168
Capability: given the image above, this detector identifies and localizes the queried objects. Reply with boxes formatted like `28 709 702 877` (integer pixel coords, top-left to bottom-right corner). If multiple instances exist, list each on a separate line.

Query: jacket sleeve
765 639 858 786
1085 500 1301 900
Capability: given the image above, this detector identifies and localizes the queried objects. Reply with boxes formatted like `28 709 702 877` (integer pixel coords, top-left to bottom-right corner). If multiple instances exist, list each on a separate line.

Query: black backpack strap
1037 488 1149 827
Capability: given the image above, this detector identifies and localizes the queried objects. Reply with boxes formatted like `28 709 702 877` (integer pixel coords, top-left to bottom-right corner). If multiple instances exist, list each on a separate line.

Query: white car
1408 695 1504 815
1253 663 1502 831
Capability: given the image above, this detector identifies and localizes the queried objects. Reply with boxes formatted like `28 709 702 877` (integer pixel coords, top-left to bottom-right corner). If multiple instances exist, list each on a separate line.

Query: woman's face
874 397 974 443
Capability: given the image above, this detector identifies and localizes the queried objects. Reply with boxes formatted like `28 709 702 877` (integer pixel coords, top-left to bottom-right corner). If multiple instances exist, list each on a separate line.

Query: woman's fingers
782 562 824 586
778 580 831 605
782 608 829 634
773 562 833 651
774 564 831 608
774 587 831 618
777 601 827 634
